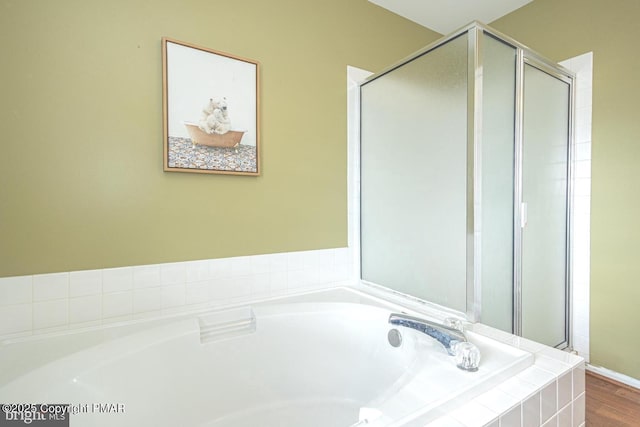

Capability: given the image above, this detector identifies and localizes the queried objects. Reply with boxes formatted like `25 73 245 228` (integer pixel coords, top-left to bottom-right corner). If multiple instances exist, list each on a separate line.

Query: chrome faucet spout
388 312 481 371
388 313 467 356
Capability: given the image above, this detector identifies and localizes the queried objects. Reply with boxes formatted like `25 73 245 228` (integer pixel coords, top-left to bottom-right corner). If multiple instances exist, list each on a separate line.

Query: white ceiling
368 0 535 35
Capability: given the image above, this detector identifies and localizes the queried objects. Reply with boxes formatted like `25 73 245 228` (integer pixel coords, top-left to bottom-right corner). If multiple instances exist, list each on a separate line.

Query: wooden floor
586 371 640 426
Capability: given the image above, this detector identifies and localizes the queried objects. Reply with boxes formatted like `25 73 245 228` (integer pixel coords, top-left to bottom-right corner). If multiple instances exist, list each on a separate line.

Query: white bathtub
0 289 533 426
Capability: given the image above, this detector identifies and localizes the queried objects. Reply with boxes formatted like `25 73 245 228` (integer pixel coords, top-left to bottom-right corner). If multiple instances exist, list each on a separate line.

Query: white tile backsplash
248 273 270 296
575 86 592 109
572 364 586 398
499 377 540 401
557 372 573 410
161 284 186 309
522 392 541 427
133 287 162 313
518 367 556 391
0 303 32 335
572 196 590 217
317 249 334 269
133 265 161 289
185 281 209 305
573 178 591 197
541 415 557 427
102 291 133 319
185 260 210 283
574 142 591 161
269 271 288 294
102 267 133 293
572 335 589 361
0 248 354 338
229 276 252 299
229 256 252 277
209 258 233 278
561 52 592 363
160 263 186 286
540 380 558 423
33 299 68 329
302 251 319 270
426 415 467 427
0 276 32 305
476 389 521 415
287 269 308 290
69 270 102 297
69 294 102 323
268 253 288 273
534 355 572 376
557 403 572 426
500 404 522 427
286 251 305 271
466 317 586 427
574 160 591 179
574 117 592 143
572 393 585 427
450 400 498 426
250 255 271 275
33 273 69 302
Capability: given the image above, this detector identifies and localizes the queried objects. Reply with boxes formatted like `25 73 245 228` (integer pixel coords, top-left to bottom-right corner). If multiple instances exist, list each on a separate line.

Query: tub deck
0 287 534 427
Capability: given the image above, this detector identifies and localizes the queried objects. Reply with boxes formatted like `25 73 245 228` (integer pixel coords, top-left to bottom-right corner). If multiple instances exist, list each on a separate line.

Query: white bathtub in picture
0 288 534 426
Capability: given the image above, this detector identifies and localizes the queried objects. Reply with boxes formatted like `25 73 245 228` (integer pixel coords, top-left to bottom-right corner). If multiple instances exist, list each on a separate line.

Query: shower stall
359 22 574 349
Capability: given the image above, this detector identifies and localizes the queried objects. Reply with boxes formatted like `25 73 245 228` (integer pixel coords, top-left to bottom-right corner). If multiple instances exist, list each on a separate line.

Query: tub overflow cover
388 328 402 347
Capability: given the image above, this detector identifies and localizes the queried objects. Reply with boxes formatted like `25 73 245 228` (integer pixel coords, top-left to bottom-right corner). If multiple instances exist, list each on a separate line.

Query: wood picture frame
162 38 260 175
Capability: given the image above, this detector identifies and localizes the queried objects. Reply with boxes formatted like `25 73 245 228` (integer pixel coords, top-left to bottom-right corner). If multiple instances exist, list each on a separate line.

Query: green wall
493 0 640 380
0 0 437 277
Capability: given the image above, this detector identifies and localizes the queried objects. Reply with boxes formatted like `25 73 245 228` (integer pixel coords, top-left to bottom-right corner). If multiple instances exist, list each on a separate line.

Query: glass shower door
520 61 571 348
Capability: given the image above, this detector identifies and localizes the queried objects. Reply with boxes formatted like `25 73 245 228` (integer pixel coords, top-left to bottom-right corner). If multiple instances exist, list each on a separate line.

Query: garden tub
0 292 533 426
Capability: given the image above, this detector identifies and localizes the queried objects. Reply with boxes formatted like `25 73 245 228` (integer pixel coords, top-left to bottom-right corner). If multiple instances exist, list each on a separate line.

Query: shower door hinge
520 202 528 228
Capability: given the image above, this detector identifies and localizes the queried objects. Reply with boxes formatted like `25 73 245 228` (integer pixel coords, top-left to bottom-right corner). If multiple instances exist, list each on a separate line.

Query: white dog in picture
199 97 231 134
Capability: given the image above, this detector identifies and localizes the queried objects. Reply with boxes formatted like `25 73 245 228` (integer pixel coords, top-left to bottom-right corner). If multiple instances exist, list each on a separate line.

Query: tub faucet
388 313 480 371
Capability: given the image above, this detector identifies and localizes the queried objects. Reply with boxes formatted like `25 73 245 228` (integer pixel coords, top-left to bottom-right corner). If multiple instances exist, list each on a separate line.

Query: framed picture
162 38 260 175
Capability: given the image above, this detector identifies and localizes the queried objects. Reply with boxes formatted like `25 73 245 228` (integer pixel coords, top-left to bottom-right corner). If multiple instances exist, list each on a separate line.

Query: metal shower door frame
359 22 575 349
468 23 575 349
